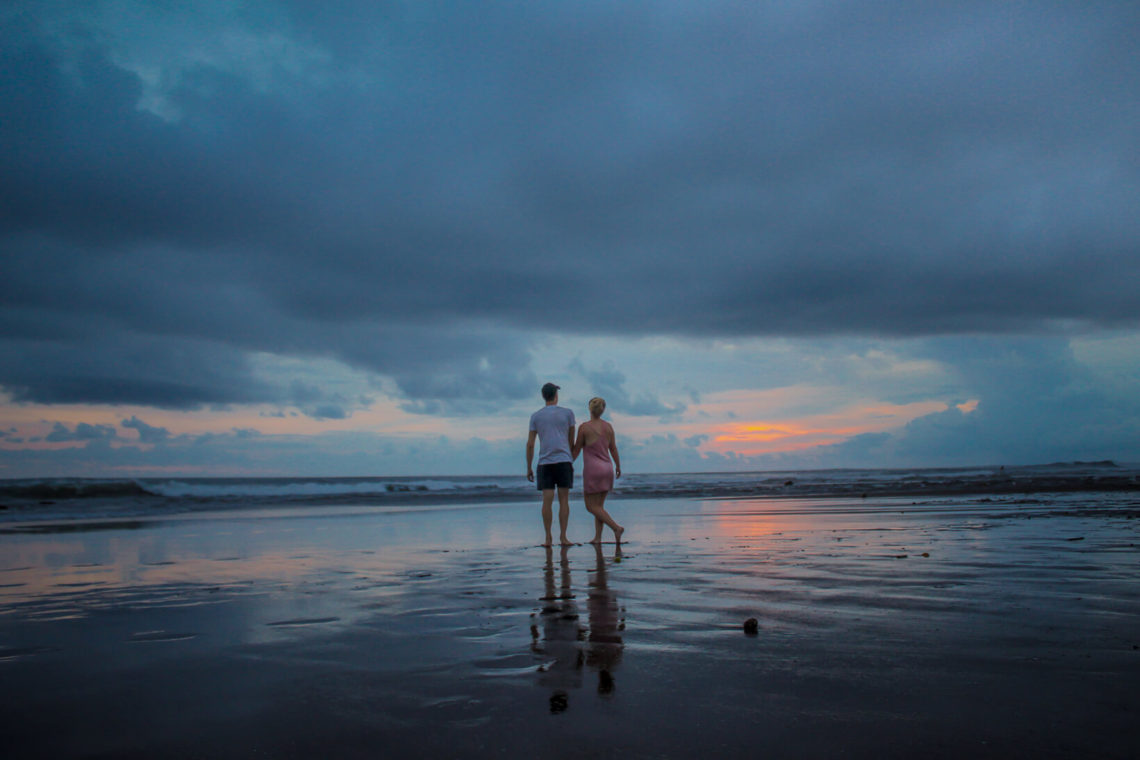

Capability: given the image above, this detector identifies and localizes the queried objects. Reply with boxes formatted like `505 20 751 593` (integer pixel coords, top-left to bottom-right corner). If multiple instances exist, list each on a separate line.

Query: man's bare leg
557 486 572 545
541 489 556 547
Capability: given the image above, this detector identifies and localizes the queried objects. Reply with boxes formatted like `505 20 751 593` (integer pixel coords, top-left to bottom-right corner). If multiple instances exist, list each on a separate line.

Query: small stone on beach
743 618 759 635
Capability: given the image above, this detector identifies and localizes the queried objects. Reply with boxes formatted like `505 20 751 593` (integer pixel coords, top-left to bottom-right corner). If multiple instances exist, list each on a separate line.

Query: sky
2 0 1139 478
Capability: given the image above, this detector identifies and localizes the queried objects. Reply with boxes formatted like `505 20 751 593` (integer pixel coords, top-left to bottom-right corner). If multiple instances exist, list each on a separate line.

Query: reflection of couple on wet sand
526 382 624 547
532 544 624 712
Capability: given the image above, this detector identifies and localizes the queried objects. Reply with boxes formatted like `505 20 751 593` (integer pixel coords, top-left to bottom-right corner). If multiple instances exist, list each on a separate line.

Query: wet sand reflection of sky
1 495 1137 758
533 543 625 713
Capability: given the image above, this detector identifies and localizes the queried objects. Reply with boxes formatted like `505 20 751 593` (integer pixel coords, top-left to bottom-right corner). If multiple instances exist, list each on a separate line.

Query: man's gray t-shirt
529 405 576 465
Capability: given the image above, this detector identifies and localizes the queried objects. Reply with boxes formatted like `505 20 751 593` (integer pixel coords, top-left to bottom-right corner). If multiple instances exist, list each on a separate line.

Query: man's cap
541 382 560 399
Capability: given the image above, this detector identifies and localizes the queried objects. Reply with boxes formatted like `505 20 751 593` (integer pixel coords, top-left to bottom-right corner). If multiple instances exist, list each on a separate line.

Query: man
526 382 576 547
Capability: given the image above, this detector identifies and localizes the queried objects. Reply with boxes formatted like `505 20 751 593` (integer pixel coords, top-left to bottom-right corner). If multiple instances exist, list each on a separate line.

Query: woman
572 397 624 544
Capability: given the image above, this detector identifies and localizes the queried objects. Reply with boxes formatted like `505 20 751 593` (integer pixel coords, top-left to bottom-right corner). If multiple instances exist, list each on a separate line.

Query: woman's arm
608 424 621 478
571 425 584 461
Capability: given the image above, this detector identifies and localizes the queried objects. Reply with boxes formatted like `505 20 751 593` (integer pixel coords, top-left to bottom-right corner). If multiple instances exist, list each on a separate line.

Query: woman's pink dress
582 427 614 494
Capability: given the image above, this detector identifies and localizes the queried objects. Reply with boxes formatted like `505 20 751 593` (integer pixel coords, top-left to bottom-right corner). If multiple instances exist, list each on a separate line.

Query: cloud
0 330 276 409
2 2 1138 414
0 425 530 478
121 415 171 444
723 336 1140 468
44 421 119 443
569 358 686 418
7 331 1140 479
310 404 347 420
287 381 324 406
38 0 337 123
1 3 1139 478
283 381 354 420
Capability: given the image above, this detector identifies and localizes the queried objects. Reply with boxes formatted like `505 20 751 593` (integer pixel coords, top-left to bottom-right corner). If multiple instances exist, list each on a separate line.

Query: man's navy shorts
536 462 573 491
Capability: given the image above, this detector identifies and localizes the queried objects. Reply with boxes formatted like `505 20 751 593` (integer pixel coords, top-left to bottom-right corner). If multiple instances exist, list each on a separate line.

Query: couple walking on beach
526 382 624 547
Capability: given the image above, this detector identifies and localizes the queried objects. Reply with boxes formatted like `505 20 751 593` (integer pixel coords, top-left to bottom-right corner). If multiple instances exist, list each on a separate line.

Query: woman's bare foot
560 537 574 546
614 526 624 544
589 537 603 545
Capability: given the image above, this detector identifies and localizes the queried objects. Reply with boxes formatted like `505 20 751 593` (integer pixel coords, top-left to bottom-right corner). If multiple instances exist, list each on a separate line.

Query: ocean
1 461 1135 524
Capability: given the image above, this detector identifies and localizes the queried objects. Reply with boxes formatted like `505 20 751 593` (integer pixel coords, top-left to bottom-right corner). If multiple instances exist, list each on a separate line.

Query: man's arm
567 425 576 460
526 430 537 481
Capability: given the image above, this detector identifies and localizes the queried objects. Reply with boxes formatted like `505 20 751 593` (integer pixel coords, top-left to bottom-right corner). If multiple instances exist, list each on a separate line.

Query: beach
2 488 1138 758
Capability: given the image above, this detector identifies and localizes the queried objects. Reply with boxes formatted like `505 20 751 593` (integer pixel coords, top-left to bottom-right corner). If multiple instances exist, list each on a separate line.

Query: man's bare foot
614 526 624 543
560 539 574 546
541 538 553 547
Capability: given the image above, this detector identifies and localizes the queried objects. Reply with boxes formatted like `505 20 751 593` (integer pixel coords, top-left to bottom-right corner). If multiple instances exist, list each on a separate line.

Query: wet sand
2 493 1138 758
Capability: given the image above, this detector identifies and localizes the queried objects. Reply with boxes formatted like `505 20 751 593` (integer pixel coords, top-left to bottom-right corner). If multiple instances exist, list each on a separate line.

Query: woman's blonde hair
588 397 606 417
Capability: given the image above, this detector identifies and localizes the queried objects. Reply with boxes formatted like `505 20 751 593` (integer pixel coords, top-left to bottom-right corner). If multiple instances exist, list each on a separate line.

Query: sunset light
706 400 958 455
2 3 1138 756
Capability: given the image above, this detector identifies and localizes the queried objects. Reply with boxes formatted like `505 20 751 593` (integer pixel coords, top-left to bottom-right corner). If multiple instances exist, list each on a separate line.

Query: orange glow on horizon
1 379 985 470
703 399 952 456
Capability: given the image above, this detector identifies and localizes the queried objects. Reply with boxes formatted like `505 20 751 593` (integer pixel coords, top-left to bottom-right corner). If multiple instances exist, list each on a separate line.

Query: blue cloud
569 359 686 419
121 416 171 444
3 1 1139 415
44 422 118 443
310 404 348 420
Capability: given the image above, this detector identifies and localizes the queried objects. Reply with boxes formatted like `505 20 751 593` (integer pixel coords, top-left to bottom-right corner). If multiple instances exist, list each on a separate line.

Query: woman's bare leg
586 491 623 543
599 491 624 543
585 492 604 543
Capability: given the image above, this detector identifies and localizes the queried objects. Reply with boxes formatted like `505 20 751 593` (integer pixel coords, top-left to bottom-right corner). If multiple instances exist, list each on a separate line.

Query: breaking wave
0 461 1134 524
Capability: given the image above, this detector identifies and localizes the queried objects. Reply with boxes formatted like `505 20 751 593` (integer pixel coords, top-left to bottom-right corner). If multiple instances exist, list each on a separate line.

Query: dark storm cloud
2 1 1139 408
0 328 276 408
